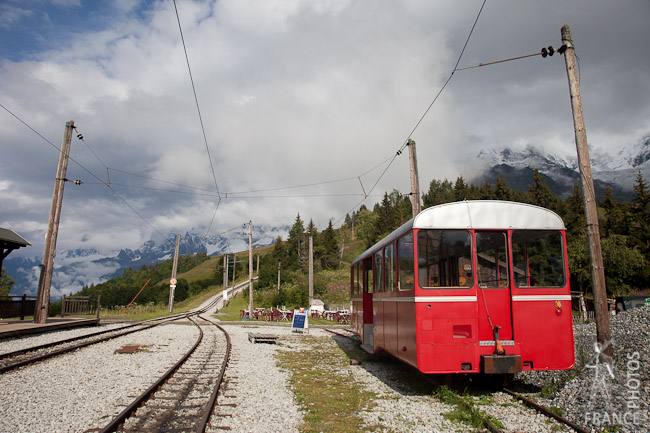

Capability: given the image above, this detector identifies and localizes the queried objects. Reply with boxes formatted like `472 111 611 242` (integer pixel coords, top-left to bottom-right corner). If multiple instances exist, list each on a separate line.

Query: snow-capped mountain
473 135 650 201
4 225 288 300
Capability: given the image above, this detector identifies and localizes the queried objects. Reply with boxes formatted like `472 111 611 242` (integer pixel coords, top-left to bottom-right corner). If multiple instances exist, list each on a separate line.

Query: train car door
475 231 513 344
361 257 374 351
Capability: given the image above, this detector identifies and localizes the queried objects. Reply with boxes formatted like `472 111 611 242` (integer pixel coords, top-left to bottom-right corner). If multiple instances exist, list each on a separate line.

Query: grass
99 288 218 321
275 334 380 433
434 386 505 431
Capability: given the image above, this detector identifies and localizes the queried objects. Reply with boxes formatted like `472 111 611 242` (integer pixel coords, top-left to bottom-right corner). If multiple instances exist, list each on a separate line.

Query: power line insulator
547 46 555 56
541 47 548 58
558 44 568 55
76 133 84 140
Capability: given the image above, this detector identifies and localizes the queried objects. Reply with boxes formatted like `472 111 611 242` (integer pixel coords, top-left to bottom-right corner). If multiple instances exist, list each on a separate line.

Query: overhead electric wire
337 0 489 223
1 103 165 237
172 0 221 199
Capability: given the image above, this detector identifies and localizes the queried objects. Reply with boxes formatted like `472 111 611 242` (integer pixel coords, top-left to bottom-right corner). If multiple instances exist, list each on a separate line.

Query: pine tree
494 174 512 201
632 171 650 252
480 180 496 200
287 213 306 269
422 179 455 208
454 176 468 201
564 183 585 239
527 169 556 210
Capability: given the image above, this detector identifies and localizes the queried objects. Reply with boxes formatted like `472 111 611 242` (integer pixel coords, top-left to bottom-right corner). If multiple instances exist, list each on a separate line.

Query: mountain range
473 134 650 201
4 226 288 300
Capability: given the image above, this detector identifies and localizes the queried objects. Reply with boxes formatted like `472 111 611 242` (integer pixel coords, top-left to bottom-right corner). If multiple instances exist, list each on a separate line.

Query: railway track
0 316 183 374
324 327 589 433
99 314 231 433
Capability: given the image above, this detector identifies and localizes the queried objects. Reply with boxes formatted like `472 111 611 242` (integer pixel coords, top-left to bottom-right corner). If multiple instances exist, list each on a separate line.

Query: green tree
527 169 557 210
422 179 455 208
287 213 306 269
453 176 468 201
564 183 585 240
480 180 496 200
494 174 512 201
631 171 650 253
320 219 339 269
356 208 379 248
0 269 15 296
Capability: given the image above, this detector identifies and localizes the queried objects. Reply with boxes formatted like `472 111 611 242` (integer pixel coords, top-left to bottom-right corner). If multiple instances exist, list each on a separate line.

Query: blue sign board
292 309 309 333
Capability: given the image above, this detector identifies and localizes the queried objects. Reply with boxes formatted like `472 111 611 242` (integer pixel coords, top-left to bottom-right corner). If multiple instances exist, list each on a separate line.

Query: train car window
374 251 384 292
364 258 374 294
417 230 472 289
476 232 509 288
398 232 415 291
385 244 395 292
512 230 565 288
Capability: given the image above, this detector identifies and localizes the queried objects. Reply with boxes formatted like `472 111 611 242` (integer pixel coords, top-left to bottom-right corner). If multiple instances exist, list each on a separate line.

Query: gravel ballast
520 305 650 433
0 323 198 433
0 306 647 432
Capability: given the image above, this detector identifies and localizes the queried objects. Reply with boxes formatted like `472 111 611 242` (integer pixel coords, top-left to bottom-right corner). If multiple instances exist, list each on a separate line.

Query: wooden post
308 234 314 307
407 139 421 217
35 120 74 324
248 221 254 319
223 255 228 290
256 253 260 276
277 260 281 292
168 234 181 313
562 24 612 361
232 253 236 286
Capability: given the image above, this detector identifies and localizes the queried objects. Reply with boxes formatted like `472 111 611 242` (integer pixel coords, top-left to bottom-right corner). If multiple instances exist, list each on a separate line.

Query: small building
310 299 325 314
0 228 31 272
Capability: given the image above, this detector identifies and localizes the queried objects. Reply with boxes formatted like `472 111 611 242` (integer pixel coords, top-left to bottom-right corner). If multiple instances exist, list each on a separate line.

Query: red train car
350 200 574 374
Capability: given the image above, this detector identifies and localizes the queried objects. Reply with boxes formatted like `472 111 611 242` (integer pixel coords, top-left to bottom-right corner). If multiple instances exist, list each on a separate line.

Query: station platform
0 318 100 339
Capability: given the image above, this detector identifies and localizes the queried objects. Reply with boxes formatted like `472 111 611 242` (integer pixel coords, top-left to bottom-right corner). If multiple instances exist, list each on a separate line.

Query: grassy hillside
56 229 359 320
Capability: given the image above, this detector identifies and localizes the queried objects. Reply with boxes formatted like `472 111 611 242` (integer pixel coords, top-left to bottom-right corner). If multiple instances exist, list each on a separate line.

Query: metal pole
248 221 254 319
561 24 612 361
408 139 421 216
35 120 74 323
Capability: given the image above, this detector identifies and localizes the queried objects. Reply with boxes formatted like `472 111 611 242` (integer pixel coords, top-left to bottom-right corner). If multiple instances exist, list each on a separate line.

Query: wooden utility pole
277 261 281 292
562 24 612 361
222 255 228 290
308 234 314 307
256 253 260 276
407 139 421 216
248 221 254 319
35 120 74 324
168 234 181 313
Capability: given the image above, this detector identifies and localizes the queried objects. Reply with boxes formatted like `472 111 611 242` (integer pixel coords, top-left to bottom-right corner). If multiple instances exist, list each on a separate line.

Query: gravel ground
519 305 650 433
206 325 305 432
0 323 198 433
0 307 647 433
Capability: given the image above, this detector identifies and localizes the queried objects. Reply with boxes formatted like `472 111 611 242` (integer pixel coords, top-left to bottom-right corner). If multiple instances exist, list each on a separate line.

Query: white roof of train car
352 200 565 264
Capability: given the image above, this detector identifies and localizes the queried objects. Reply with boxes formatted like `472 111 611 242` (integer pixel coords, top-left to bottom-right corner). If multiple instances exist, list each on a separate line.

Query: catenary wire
0 103 165 237
173 0 221 199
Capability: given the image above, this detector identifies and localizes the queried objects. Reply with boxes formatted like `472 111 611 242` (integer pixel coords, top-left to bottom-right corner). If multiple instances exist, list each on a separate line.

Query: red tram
350 200 574 374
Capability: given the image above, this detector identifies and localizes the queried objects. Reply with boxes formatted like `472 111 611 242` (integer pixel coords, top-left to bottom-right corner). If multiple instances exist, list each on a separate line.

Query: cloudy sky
1 0 649 261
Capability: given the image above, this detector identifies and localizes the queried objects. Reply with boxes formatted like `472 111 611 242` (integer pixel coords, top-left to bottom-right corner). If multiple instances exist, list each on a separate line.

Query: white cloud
1 0 649 270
